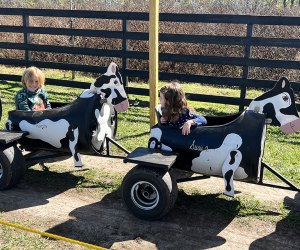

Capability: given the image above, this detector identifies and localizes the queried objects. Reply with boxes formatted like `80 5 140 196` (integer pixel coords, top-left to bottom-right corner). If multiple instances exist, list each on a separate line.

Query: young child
159 81 207 135
16 66 51 111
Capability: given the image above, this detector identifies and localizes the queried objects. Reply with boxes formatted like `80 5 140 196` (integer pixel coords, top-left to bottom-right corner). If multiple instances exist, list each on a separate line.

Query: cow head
248 77 300 134
90 62 129 113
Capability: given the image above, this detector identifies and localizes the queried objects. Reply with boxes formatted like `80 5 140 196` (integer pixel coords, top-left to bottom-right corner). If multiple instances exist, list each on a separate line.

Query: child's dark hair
159 81 188 122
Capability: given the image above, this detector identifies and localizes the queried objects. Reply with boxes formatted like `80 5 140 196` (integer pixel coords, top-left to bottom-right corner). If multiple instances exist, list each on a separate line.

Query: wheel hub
131 181 159 210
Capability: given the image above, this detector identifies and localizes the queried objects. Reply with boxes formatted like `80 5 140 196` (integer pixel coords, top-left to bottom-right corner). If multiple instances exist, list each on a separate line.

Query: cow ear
107 62 117 75
277 76 290 89
282 79 286 89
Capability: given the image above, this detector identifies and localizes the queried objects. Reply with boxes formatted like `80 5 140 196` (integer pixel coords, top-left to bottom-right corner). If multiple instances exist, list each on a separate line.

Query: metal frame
104 136 130 159
258 162 300 191
22 135 131 167
173 161 299 191
24 150 71 167
174 162 299 191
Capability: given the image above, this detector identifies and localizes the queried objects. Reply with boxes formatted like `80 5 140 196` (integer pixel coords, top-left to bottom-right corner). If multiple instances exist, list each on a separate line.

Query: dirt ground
0 154 299 250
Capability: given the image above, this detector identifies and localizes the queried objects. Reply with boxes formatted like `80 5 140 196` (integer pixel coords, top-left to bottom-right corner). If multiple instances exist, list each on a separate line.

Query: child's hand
180 120 195 135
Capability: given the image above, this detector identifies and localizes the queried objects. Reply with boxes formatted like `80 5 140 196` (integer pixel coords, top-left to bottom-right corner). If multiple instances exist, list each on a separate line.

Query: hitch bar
258 162 300 192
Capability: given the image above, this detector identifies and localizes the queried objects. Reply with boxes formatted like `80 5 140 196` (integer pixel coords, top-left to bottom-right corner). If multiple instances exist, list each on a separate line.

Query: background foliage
0 0 300 82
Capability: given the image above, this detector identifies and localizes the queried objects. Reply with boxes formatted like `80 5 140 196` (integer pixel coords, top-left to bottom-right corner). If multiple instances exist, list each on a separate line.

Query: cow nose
114 99 129 113
280 118 300 134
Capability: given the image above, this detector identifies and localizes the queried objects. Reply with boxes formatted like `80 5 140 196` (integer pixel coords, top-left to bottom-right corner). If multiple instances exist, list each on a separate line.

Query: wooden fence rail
0 8 299 110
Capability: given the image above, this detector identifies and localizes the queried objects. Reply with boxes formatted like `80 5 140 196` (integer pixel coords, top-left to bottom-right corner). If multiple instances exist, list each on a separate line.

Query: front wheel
0 144 25 190
121 165 178 220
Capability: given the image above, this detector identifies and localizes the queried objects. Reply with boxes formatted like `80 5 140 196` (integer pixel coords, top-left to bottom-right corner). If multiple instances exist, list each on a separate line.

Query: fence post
239 22 253 111
70 0 76 80
149 0 159 127
23 14 31 64
122 18 129 87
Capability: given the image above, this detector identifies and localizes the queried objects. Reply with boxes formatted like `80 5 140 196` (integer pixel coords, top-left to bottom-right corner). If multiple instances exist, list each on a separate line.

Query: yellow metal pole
149 0 159 127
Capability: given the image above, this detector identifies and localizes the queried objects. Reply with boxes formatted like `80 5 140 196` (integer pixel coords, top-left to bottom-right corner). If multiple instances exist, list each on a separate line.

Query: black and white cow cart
0 62 129 190
122 76 300 220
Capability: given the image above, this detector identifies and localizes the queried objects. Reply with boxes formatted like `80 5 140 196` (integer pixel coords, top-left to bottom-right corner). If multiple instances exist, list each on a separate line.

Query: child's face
25 74 40 92
159 92 166 108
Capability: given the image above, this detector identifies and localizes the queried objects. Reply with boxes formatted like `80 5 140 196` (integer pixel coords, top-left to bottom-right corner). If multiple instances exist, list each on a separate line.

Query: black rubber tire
0 144 25 190
121 165 178 220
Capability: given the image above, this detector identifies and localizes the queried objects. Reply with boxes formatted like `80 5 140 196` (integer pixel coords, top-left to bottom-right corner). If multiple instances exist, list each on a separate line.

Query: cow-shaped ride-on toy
0 62 128 190
122 76 300 220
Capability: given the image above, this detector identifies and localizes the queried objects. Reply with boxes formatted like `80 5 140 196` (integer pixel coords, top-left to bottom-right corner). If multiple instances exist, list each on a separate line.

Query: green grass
175 188 299 229
24 164 123 194
0 221 48 250
0 217 84 249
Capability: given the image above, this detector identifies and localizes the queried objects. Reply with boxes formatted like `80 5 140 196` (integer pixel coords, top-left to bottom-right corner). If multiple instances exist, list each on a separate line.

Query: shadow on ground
0 167 85 212
1 165 299 249
249 192 300 250
45 189 241 249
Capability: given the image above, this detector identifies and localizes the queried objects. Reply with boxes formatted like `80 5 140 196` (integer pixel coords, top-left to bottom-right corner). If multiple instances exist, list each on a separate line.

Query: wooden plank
0 8 149 20
2 72 299 93
0 26 125 38
1 8 300 26
160 34 300 48
0 58 106 74
0 43 124 57
124 147 177 170
160 13 300 25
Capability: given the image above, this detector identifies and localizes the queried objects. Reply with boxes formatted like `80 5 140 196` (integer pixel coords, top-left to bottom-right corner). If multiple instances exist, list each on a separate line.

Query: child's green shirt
15 88 51 111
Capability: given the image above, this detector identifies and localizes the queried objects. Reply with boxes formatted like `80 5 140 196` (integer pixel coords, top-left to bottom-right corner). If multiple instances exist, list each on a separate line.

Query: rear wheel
121 165 178 220
0 144 25 190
